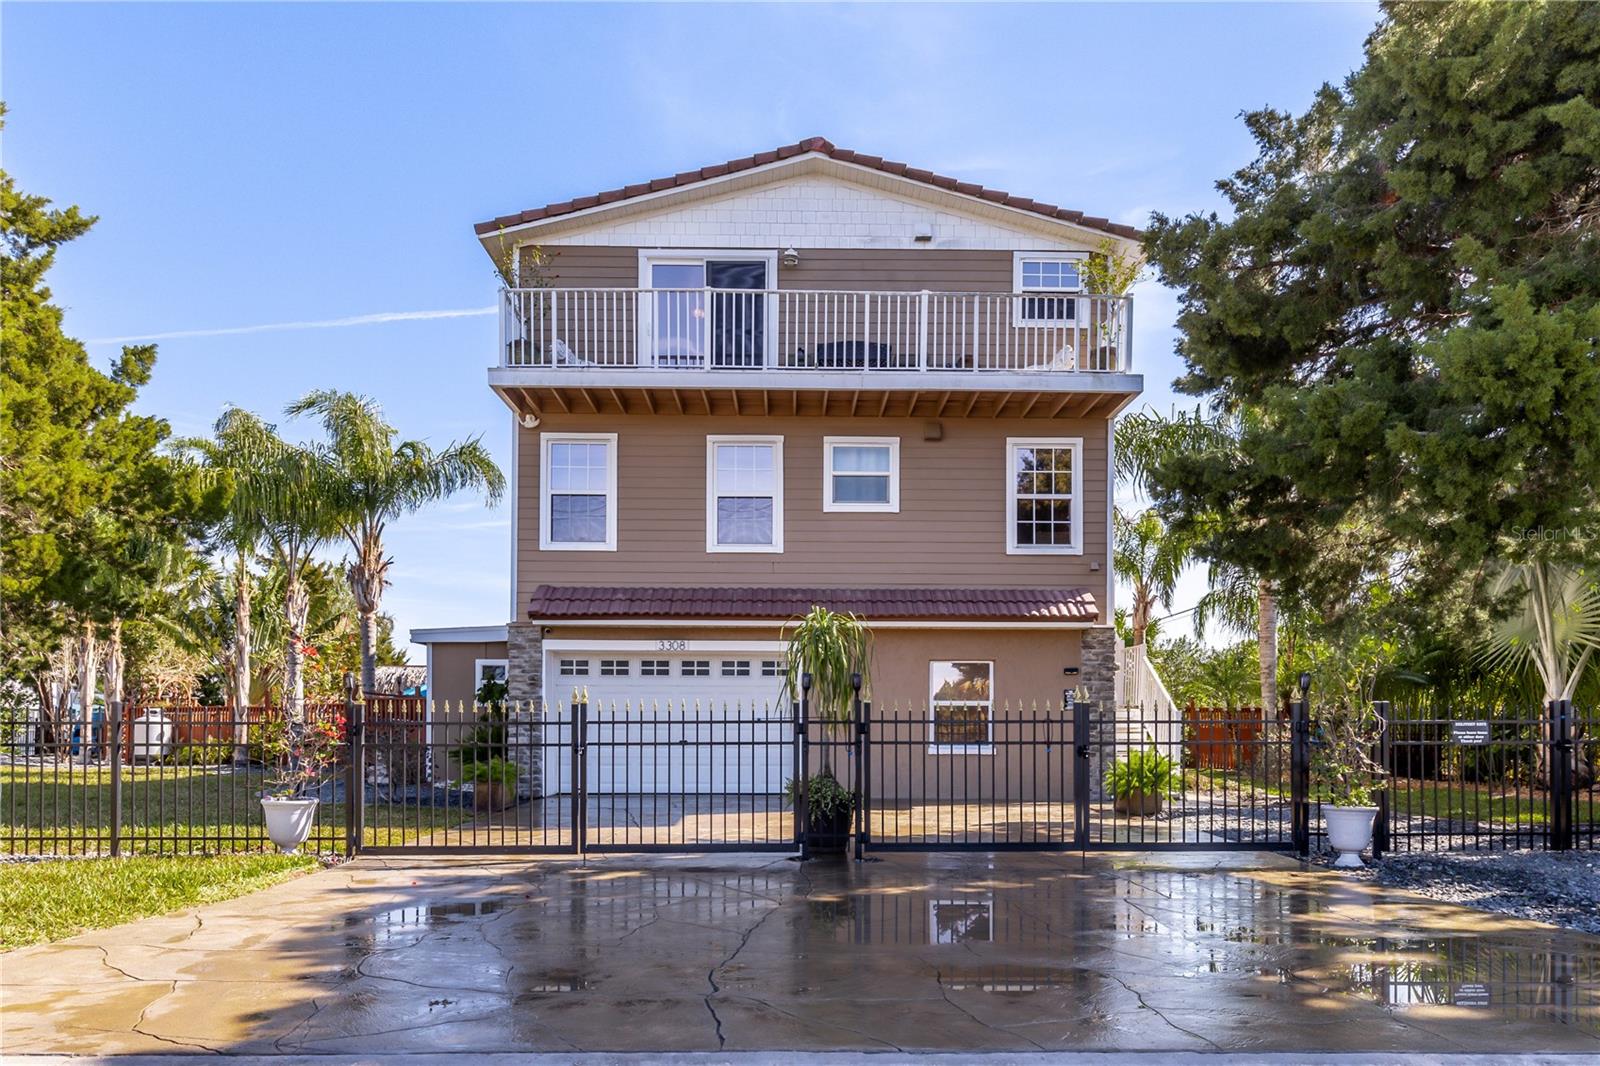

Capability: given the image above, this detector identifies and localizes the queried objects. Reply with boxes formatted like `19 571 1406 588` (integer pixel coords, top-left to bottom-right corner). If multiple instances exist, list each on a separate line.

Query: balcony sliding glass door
643 256 769 369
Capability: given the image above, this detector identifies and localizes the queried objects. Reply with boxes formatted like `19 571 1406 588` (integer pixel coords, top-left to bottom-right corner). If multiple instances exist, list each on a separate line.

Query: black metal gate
350 692 1592 859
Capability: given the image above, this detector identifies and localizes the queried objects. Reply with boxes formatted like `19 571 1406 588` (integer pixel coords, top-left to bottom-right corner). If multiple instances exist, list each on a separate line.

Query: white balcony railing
499 288 1133 374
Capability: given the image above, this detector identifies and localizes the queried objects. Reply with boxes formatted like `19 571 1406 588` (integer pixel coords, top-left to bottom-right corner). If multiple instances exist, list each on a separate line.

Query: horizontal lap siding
518 414 1109 606
536 246 1018 292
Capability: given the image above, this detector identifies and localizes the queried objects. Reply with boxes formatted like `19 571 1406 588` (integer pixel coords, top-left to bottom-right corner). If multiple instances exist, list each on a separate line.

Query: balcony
492 287 1140 420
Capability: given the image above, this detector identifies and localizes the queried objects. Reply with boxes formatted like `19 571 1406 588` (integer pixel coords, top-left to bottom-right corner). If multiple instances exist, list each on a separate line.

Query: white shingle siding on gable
543 177 1099 253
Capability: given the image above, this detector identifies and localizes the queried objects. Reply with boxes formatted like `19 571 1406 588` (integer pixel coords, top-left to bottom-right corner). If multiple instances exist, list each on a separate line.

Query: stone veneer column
1079 626 1119 801
505 621 544 799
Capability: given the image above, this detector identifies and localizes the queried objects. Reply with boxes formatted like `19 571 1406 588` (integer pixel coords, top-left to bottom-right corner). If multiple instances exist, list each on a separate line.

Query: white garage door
543 651 792 795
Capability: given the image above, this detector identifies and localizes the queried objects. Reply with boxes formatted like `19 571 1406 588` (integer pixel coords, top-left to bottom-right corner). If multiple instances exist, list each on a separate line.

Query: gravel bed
1317 849 1600 934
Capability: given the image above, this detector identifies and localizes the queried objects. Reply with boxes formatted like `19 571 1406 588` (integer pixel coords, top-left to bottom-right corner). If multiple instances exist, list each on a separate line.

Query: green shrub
164 744 231 766
784 769 854 821
460 757 519 787
1104 748 1179 798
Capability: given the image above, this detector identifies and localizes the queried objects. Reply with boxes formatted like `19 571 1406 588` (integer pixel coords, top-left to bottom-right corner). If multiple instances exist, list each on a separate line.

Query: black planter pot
805 805 852 854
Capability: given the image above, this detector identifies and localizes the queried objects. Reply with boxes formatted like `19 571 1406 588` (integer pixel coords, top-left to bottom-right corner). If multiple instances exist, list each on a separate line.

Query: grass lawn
1 763 472 855
0 852 317 950
1186 767 1599 825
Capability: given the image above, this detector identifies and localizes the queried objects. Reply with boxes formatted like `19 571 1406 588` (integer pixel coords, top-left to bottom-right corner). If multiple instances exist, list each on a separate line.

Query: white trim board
410 625 510 644
532 619 1095 630
543 639 786 652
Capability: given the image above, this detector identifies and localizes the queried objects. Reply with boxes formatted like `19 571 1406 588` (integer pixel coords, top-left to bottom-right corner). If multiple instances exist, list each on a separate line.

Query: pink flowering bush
261 714 346 799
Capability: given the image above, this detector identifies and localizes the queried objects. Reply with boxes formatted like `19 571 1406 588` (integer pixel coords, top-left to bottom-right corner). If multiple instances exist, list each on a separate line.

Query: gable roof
474 136 1141 242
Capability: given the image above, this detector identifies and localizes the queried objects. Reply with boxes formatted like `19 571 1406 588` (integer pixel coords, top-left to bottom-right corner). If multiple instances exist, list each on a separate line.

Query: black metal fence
2 694 1593 859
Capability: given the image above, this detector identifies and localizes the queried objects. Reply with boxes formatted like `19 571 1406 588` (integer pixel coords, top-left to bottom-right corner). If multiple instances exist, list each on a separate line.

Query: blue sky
4 2 1377 656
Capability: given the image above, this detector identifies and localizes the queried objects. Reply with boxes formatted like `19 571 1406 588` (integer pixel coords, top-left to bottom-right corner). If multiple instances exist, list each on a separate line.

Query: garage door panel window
1006 438 1082 555
600 659 629 676
541 433 618 551
641 659 670 677
708 436 783 552
682 660 710 677
559 659 590 677
930 660 994 754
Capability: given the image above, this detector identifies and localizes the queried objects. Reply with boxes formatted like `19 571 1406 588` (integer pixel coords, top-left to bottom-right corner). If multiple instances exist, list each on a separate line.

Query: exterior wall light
781 247 800 267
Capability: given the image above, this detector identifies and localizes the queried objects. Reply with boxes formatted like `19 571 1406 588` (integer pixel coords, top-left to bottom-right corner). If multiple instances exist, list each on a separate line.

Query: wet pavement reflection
3 852 1595 1054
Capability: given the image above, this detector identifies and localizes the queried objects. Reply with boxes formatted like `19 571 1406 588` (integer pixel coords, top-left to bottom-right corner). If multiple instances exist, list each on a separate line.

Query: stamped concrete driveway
2 851 1597 1057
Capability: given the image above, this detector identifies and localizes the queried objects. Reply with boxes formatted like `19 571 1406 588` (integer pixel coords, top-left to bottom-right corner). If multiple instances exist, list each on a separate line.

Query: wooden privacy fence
1182 704 1272 771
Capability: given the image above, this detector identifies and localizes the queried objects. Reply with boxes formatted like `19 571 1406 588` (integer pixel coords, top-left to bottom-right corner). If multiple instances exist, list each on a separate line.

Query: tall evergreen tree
1143 3 1600 626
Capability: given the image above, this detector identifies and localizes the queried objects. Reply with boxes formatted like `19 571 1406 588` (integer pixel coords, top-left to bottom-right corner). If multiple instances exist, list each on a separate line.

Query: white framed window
540 432 618 551
599 659 629 677
640 659 670 677
1005 437 1082 555
822 437 899 513
1012 252 1084 326
706 435 783 552
681 660 711 677
473 660 508 699
929 660 994 754
558 659 590 677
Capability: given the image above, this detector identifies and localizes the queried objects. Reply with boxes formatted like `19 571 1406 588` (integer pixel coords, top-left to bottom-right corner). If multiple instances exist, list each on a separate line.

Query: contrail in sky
86 306 496 345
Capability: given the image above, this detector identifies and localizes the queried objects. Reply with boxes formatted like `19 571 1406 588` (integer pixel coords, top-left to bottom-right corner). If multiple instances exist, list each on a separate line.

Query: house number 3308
655 639 690 652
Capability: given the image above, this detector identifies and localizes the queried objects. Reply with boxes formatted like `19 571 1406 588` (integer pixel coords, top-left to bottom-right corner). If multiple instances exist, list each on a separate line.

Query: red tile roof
528 585 1098 623
475 136 1141 241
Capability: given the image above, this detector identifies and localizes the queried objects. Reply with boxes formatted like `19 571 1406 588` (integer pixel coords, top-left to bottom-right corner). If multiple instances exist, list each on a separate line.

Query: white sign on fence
1451 720 1491 745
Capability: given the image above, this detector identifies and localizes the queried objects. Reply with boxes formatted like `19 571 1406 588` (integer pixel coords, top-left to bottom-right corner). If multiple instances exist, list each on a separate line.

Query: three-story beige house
417 138 1141 798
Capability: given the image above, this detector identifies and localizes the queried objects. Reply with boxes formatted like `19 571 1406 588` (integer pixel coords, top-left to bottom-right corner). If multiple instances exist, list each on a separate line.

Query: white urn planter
1324 805 1378 868
261 797 319 854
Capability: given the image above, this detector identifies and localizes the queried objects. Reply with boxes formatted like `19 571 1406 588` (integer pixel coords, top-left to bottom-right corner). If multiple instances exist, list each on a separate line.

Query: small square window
682 660 710 677
721 660 751 677
760 659 785 677
640 659 670 677
823 437 899 513
599 659 629 677
559 659 590 677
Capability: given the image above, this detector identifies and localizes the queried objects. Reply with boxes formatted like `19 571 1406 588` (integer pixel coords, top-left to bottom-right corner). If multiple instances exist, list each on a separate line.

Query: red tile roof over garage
475 136 1141 241
528 585 1098 623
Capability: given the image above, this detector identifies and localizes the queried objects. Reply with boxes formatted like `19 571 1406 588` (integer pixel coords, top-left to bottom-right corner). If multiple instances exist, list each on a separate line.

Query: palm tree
1115 406 1281 711
1113 508 1186 647
1480 561 1599 785
1193 559 1283 713
200 408 332 719
287 390 504 695
180 416 285 726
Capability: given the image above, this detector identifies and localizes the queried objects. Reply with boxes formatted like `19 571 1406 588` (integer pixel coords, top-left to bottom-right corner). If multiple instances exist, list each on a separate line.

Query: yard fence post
1072 699 1091 850
852 677 866 861
1372 700 1391 858
796 674 811 860
573 693 588 857
1550 698 1574 853
1290 682 1311 858
109 700 123 858
344 682 364 858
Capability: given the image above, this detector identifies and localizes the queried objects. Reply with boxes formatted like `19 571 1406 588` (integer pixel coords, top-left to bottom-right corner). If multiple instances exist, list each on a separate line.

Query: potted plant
1312 699 1386 867
1105 747 1178 816
462 757 520 811
259 713 344 854
781 606 871 855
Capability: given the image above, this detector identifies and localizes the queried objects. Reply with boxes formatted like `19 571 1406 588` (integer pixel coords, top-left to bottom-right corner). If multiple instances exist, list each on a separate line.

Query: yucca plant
781 606 872 737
